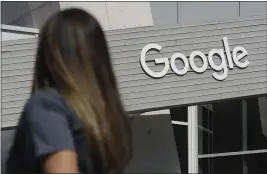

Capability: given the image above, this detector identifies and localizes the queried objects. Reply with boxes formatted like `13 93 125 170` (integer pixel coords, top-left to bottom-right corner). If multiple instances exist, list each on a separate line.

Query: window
198 96 267 174
171 96 267 174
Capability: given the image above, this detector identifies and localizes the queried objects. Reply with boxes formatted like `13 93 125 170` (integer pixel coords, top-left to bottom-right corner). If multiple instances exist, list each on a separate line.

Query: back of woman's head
32 8 132 174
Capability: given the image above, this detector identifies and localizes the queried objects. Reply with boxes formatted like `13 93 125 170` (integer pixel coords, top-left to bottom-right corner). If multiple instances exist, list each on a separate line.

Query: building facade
1 2 267 173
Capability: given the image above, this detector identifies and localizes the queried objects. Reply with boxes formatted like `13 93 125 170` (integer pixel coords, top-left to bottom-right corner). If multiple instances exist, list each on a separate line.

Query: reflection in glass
199 153 267 174
247 97 267 151
198 96 267 155
170 106 188 174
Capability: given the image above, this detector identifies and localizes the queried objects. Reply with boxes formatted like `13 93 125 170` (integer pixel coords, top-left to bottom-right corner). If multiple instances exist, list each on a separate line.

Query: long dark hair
32 8 132 174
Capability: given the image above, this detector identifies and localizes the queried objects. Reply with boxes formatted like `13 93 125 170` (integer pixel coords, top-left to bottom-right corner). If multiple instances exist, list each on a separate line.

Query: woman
6 8 132 174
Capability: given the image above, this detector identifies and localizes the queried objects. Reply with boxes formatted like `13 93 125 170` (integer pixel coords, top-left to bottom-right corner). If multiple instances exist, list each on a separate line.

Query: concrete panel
28 2 46 10
150 2 178 26
104 15 265 37
31 1 60 29
180 2 239 24
12 13 33 28
106 2 153 30
59 2 110 30
1 2 30 25
240 2 267 17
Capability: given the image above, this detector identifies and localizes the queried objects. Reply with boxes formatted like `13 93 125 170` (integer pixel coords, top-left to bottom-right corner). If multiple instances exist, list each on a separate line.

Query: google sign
140 37 249 81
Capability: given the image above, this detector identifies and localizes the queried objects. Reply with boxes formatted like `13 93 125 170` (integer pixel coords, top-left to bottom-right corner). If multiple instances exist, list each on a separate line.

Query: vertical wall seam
148 2 154 26
176 2 178 24
241 1 243 16
177 2 180 24
179 2 182 24
105 2 111 30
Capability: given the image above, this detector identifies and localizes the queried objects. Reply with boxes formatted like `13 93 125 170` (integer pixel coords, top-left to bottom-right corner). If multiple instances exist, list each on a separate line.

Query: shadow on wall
1 129 16 173
126 113 181 173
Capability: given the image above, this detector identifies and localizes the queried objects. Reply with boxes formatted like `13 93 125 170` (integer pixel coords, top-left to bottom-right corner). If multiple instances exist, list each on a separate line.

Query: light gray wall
240 2 267 17
150 2 267 26
1 15 267 127
59 2 154 31
150 2 178 26
1 30 37 41
180 2 239 24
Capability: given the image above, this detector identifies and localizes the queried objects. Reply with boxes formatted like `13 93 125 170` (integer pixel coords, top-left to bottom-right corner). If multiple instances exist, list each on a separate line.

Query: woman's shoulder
17 88 78 162
25 88 67 112
27 88 63 105
23 88 71 124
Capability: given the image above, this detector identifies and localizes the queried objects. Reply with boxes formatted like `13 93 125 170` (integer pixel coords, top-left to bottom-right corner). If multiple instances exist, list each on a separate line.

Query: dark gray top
6 88 102 174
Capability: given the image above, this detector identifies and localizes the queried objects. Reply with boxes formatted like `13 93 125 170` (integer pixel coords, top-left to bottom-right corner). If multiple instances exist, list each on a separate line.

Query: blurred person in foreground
6 8 132 174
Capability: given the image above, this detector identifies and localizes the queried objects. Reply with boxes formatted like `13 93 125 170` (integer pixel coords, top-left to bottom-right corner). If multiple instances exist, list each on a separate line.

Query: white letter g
140 43 169 78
